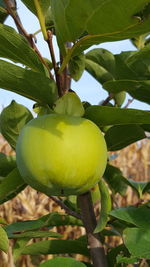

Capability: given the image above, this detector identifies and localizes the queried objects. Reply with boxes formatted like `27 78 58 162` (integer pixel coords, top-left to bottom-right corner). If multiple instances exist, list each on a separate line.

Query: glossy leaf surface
39 257 86 267
22 240 89 256
0 24 45 72
123 227 150 259
0 60 57 105
110 205 150 228
0 153 16 177
0 168 26 204
84 106 150 127
105 124 146 151
0 226 9 253
0 101 33 149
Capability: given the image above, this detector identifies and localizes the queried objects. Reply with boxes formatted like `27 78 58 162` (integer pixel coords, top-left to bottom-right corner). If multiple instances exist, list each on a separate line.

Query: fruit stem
77 192 108 267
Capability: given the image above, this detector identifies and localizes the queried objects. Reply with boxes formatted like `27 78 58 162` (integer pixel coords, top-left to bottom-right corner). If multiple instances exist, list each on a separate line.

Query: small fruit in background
113 91 126 107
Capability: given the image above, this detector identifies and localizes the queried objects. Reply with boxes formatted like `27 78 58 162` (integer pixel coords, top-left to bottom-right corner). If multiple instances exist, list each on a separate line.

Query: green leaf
143 182 150 193
13 238 30 262
33 103 54 116
70 0 149 41
126 43 150 79
0 24 45 72
0 6 8 23
69 54 85 81
123 179 150 197
116 255 138 264
114 54 138 80
101 228 120 237
51 0 70 55
107 244 130 267
142 124 150 132
103 79 150 105
90 184 101 204
103 164 127 196
85 49 138 85
0 168 26 204
63 195 78 212
53 92 84 117
0 0 6 9
0 60 58 106
84 106 150 127
85 59 113 85
131 32 149 49
22 239 89 256
117 51 137 62
21 0 50 16
0 153 16 176
8 230 61 239
94 179 111 233
0 0 16 23
105 124 146 151
110 205 150 228
4 212 82 235
5 218 50 235
45 7 54 30
21 0 37 14
59 0 150 61
86 48 116 77
0 226 9 253
85 48 115 84
0 217 7 225
0 101 33 149
39 257 86 267
123 228 150 259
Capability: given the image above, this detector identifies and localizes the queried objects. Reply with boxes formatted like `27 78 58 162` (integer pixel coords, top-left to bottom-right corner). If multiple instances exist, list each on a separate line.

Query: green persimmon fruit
114 91 126 107
16 114 107 196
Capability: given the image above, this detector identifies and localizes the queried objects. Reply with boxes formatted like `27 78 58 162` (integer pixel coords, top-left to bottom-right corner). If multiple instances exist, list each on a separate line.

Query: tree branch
124 98 134 108
101 94 113 106
77 192 108 267
50 196 82 220
47 31 63 96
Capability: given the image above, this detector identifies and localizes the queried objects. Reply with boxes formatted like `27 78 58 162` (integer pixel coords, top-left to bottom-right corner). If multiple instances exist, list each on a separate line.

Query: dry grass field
0 134 149 267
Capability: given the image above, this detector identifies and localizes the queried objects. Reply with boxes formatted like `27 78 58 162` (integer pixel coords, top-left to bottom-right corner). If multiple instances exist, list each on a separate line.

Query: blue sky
0 0 149 112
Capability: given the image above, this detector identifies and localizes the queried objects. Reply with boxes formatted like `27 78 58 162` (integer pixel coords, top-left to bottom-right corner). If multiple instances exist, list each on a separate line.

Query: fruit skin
16 114 107 196
114 91 126 107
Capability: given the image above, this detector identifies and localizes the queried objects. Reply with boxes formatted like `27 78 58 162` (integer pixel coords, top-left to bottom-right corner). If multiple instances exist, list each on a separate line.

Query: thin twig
50 196 82 220
101 94 113 106
47 30 63 96
4 0 54 80
78 192 108 267
124 98 134 108
4 0 31 42
4 0 24 35
63 67 70 92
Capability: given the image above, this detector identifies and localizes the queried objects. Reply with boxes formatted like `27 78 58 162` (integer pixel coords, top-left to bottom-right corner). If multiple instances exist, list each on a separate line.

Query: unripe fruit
16 114 107 196
114 91 126 107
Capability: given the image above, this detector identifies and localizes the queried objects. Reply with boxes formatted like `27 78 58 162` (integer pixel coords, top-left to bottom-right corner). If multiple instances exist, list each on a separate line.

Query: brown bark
78 192 108 267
